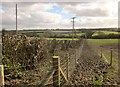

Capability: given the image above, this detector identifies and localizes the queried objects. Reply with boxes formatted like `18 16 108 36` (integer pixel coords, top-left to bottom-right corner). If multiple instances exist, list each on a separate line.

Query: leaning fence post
67 53 69 81
0 65 4 87
53 56 60 86
101 48 102 58
75 49 77 66
109 48 113 66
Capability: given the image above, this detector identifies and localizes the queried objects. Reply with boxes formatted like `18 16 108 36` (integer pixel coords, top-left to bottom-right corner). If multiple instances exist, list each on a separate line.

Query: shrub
2 34 50 75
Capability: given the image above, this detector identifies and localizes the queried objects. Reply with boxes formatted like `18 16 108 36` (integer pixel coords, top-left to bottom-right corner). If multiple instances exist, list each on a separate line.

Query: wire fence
1 38 86 86
46 39 84 86
0 38 115 86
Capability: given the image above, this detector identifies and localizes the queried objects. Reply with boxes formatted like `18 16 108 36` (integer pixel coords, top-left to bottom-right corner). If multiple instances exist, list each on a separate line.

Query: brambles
2 34 82 85
2 34 50 77
2 33 118 86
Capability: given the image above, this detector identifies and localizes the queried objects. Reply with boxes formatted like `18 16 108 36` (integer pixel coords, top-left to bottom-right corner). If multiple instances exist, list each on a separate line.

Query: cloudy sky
0 0 119 30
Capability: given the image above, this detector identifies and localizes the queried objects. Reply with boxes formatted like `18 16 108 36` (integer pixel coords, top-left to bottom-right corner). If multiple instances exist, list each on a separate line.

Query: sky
0 0 119 30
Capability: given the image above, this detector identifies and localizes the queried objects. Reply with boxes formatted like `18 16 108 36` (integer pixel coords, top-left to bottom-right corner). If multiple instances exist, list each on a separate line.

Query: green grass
46 38 79 41
61 33 85 36
87 39 119 45
102 31 119 35
92 31 120 36
87 39 119 71
93 80 102 85
61 34 70 36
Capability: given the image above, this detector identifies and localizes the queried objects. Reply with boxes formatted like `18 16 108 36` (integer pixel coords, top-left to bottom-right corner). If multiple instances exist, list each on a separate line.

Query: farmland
46 38 79 41
92 31 120 36
87 39 119 70
12 29 119 38
1 29 120 86
1 1 119 86
87 39 119 85
70 40 118 85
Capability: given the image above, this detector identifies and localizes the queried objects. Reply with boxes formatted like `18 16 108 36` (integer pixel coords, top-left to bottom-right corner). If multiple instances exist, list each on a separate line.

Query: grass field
87 39 119 82
46 38 79 40
87 39 119 71
87 39 119 44
92 31 120 36
62 33 85 36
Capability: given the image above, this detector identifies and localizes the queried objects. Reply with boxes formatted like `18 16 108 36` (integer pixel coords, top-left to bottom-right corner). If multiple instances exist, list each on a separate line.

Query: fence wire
3 38 83 86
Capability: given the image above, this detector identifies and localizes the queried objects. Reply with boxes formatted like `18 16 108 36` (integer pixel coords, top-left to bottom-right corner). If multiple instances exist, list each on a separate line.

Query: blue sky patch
45 5 75 19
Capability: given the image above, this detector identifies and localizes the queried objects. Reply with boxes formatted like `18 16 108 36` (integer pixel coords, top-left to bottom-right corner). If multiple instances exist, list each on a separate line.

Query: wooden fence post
76 49 77 65
109 49 113 66
0 65 4 87
67 53 69 81
101 48 102 58
53 56 60 86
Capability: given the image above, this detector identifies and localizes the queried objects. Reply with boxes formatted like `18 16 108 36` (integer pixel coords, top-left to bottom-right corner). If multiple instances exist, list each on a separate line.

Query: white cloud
61 2 117 17
1 1 118 30
76 17 117 28
1 0 119 3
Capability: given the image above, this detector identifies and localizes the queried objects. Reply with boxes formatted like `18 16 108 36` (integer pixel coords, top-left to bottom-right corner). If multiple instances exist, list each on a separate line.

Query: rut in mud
69 40 117 85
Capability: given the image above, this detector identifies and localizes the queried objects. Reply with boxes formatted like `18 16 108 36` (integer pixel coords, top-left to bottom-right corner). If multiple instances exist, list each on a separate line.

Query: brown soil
69 40 118 85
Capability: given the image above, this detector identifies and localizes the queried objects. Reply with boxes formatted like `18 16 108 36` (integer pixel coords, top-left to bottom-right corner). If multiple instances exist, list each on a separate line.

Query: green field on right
87 39 119 81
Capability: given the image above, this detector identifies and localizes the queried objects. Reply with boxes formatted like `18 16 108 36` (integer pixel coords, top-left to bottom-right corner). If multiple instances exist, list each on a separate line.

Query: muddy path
69 40 118 85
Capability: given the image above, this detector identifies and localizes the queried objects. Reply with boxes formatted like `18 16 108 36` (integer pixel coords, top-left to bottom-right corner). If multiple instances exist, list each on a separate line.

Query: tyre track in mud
69 40 117 85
